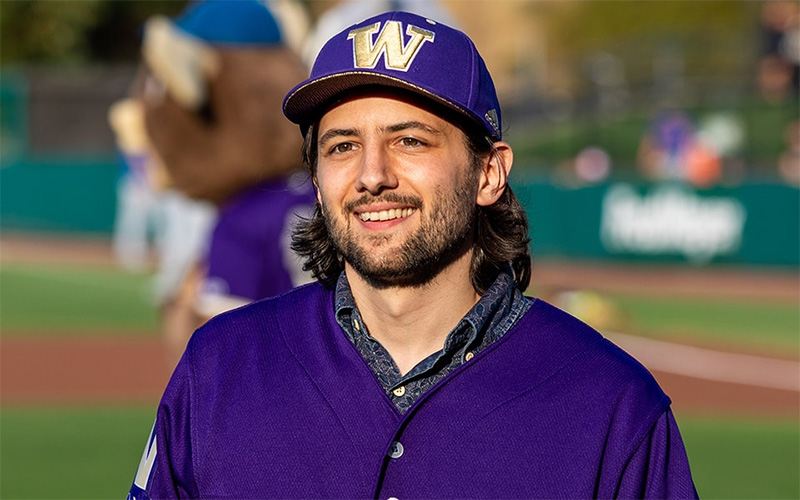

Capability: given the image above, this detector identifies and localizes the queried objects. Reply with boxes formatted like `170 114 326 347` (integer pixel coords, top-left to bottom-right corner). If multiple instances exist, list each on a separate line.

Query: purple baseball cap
282 11 502 140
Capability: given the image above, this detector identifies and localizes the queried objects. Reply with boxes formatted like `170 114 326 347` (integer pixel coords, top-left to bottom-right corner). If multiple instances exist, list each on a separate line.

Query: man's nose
353 146 398 195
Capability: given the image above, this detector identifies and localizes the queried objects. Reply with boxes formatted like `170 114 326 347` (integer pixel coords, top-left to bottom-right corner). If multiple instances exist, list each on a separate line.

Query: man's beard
323 176 477 289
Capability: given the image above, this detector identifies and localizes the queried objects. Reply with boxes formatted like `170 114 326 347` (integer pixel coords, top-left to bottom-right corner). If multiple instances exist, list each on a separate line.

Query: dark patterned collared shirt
334 270 532 413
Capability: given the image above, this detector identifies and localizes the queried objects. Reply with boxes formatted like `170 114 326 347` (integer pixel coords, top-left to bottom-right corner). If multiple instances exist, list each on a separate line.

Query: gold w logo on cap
348 21 435 71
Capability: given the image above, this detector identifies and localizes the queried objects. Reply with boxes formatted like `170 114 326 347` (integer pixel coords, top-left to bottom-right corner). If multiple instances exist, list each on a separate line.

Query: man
128 11 697 499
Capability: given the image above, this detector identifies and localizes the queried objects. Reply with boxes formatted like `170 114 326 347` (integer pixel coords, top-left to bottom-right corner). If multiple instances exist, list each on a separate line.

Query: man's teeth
358 208 416 222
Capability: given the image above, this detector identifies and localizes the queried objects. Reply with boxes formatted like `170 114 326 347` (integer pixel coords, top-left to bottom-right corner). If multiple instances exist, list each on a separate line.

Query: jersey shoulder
187 281 331 350
519 298 669 405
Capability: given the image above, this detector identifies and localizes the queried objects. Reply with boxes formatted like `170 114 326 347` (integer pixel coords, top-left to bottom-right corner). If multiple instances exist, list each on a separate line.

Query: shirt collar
334 269 519 353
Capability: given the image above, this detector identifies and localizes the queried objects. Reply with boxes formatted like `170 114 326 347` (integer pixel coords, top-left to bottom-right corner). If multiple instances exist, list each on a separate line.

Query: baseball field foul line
606 332 800 392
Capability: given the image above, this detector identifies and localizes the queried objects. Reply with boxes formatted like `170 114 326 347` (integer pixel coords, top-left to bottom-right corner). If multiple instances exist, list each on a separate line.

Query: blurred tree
0 0 186 66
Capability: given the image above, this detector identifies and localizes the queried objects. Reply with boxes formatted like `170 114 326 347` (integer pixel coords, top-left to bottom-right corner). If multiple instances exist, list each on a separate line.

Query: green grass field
609 292 800 352
1 261 798 498
0 262 159 335
0 406 155 499
680 417 800 499
3 262 797 351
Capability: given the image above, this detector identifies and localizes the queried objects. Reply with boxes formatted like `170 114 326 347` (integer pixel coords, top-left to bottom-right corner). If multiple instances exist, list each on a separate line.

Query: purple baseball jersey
197 174 315 313
128 283 697 499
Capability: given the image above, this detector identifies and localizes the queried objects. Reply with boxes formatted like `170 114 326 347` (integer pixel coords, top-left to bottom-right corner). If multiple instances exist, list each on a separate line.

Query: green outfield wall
516 179 799 267
0 157 118 234
1 160 797 267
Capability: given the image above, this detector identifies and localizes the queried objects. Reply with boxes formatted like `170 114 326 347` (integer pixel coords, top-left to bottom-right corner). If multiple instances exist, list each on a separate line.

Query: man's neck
345 254 480 375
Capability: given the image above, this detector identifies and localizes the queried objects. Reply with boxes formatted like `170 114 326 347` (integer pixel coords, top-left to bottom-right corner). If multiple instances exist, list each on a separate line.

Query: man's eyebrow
318 128 359 148
385 121 442 135
318 121 441 148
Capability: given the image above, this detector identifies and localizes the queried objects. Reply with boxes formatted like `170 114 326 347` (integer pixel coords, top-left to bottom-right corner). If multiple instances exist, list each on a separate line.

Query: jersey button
465 351 475 361
392 385 406 397
388 441 404 459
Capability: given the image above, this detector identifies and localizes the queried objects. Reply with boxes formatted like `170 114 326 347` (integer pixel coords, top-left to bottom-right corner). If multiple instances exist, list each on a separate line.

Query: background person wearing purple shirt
129 10 697 499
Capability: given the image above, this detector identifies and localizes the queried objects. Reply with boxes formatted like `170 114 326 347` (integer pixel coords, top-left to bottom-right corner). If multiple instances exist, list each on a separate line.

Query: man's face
315 93 480 288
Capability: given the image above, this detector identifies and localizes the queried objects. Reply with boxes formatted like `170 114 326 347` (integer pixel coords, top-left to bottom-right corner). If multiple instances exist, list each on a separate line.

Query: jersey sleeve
127 353 199 499
616 408 699 499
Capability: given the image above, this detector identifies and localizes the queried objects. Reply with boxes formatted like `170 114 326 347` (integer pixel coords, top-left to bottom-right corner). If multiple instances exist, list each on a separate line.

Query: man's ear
311 175 323 206
476 141 513 207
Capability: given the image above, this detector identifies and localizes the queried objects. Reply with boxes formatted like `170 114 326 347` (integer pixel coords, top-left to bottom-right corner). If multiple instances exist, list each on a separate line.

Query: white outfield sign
601 183 747 264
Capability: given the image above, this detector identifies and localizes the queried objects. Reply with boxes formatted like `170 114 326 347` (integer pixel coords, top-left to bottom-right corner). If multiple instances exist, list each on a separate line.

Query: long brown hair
290 104 531 295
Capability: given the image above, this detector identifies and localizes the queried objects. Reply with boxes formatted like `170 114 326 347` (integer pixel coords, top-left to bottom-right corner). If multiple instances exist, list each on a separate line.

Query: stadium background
1 1 798 498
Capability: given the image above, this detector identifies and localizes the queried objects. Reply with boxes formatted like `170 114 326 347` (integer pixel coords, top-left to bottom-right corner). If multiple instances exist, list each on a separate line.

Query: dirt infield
1 337 172 406
1 234 798 418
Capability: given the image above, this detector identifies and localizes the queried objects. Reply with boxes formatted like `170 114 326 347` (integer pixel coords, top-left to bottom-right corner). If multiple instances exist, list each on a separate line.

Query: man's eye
331 143 353 154
401 137 423 147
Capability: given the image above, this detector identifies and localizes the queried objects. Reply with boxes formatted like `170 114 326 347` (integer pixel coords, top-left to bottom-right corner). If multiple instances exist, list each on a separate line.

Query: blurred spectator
637 106 722 188
637 108 696 181
695 112 747 186
757 55 796 103
573 146 612 184
138 0 316 364
553 145 612 187
758 1 800 102
107 98 163 273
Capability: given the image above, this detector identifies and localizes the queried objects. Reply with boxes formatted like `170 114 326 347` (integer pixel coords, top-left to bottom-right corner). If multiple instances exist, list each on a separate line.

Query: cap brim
283 71 489 137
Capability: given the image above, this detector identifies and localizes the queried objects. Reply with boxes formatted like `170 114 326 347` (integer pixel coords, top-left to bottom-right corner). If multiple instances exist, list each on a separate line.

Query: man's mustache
343 193 424 214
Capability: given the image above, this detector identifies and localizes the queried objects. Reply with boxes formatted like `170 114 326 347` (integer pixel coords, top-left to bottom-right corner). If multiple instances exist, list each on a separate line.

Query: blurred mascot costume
139 0 315 364
140 0 309 204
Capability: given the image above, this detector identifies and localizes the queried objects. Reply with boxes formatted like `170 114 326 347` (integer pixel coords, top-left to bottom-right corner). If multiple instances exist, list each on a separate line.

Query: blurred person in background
552 145 613 187
757 1 799 186
107 92 218 330
137 0 316 364
758 0 800 103
108 97 165 273
637 106 722 188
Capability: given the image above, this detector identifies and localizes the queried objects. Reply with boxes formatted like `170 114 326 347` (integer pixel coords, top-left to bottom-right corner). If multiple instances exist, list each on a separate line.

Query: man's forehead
318 89 461 134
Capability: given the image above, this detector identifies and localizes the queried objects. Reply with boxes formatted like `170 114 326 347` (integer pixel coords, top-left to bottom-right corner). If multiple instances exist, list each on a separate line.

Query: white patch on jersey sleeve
133 421 158 490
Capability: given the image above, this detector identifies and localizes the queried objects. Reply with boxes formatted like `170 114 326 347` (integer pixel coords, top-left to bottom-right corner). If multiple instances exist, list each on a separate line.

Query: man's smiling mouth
358 208 417 222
